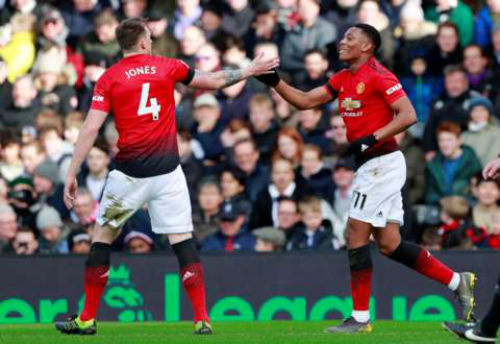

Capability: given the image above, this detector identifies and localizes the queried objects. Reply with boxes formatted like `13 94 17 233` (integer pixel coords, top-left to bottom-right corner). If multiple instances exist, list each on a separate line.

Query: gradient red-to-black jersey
324 56 406 156
90 54 193 178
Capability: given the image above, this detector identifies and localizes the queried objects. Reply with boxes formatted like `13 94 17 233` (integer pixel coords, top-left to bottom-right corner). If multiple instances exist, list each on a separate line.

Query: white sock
448 272 460 291
351 310 370 323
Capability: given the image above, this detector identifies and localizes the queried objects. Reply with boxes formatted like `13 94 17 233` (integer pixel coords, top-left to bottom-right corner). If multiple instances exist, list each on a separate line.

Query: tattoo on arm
196 69 245 88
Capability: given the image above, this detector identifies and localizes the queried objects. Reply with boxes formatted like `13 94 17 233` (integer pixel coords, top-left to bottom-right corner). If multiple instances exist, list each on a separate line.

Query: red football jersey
325 56 406 156
90 54 192 178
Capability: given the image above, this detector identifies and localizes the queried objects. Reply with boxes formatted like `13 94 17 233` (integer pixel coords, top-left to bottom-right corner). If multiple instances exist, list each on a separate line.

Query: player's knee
168 232 193 245
377 239 399 256
92 224 119 244
346 224 370 249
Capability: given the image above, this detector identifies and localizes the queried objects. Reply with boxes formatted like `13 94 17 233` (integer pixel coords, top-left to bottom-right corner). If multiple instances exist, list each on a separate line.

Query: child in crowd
299 144 332 200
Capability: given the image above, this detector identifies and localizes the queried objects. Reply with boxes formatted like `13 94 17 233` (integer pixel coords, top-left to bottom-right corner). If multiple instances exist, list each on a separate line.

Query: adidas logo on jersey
92 95 104 102
376 211 383 217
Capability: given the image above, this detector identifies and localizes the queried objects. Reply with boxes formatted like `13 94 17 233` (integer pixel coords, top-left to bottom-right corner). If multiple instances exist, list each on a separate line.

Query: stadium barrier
0 250 498 324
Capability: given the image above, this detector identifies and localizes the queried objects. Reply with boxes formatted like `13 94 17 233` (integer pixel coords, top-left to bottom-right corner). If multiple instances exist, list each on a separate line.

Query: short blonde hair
298 195 322 214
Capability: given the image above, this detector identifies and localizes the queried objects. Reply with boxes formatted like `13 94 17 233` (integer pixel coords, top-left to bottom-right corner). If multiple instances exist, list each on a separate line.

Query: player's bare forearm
274 81 332 110
66 110 108 180
189 69 249 90
373 97 417 141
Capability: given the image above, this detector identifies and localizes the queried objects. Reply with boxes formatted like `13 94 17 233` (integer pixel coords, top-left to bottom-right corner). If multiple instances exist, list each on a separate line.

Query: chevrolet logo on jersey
342 98 361 111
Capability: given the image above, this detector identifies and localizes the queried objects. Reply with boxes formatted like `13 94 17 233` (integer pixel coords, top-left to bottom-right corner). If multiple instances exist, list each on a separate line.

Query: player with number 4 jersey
54 18 279 336
254 23 477 334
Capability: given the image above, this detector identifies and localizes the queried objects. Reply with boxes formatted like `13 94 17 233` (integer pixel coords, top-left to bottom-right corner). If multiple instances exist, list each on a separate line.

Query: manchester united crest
356 82 365 94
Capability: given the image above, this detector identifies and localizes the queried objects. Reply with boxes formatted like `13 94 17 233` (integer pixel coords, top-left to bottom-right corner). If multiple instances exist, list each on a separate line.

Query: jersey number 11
138 82 161 121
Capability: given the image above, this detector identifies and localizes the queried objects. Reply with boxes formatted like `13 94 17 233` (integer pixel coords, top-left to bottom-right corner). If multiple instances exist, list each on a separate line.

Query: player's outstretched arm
63 109 108 209
372 96 417 141
274 81 333 110
187 53 280 90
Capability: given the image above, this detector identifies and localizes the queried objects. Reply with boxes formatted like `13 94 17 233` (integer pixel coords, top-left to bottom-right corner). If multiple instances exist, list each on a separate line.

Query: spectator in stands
425 0 474 46
233 138 270 202
462 44 494 98
438 196 483 249
63 111 84 146
243 1 283 56
425 122 482 204
36 205 69 254
218 65 254 125
0 204 17 253
222 0 255 39
220 167 251 216
192 178 222 244
249 158 311 230
194 42 221 74
20 140 45 175
297 106 330 154
397 131 426 204
70 188 98 230
294 49 329 90
272 127 304 168
325 114 348 163
33 159 68 219
394 2 437 76
461 97 500 166
326 157 354 229
179 25 206 68
0 13 36 83
287 195 339 251
12 227 38 255
61 0 104 46
280 0 336 75
0 0 42 25
124 231 154 254
0 75 39 130
356 0 394 68
271 87 299 128
248 93 279 163
39 125 73 184
33 46 78 116
201 200 255 252
0 129 23 182
200 4 225 42
121 0 147 19
474 0 500 48
220 119 252 154
146 10 179 58
472 177 500 246
421 227 443 251
323 0 358 33
67 229 91 254
7 176 36 229
192 93 225 164
222 36 251 68
277 197 301 239
78 140 110 202
400 56 443 132
423 65 480 157
426 22 463 77
254 226 287 252
173 0 202 41
299 144 332 199
35 108 64 134
177 130 203 202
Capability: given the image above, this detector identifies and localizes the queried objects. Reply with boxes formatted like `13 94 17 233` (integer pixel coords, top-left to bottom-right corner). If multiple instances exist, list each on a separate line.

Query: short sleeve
90 73 111 113
323 72 343 98
376 72 406 105
170 59 194 85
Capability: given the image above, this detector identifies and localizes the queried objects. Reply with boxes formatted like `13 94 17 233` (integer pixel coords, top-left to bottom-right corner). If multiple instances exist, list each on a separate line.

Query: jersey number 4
353 191 367 210
138 83 161 121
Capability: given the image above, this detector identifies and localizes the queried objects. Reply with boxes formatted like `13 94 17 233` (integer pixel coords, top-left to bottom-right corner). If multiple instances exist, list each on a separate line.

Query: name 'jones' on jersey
90 54 193 178
324 57 406 146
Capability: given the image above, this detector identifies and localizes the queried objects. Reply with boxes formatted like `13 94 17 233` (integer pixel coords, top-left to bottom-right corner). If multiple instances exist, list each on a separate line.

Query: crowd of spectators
0 0 499 256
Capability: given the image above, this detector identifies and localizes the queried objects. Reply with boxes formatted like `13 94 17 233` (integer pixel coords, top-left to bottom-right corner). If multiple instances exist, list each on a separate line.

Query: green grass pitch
0 321 464 344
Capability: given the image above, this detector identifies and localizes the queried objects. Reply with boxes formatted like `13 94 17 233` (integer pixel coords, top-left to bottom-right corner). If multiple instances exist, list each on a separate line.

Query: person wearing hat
33 159 69 220
461 97 500 166
7 175 37 229
146 8 179 58
242 0 281 56
253 226 286 252
124 230 153 254
68 229 92 254
200 200 255 252
192 93 225 162
36 205 69 254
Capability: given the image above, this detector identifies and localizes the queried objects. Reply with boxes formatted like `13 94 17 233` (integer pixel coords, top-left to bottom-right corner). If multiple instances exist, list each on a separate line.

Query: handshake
254 68 281 87
247 52 281 87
